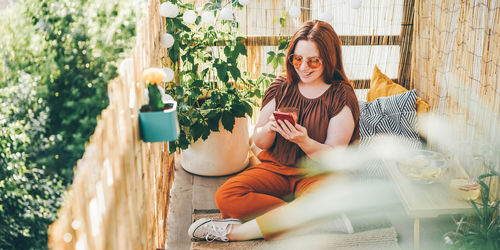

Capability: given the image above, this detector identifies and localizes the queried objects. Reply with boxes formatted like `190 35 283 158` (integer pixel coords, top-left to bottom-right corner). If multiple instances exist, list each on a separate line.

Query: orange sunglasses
289 54 322 69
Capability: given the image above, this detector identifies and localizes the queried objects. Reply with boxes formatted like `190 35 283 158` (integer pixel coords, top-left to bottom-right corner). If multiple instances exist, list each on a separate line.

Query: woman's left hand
274 120 309 144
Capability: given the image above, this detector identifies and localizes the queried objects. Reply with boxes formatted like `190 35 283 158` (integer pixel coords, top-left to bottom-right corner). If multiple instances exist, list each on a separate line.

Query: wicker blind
412 0 499 198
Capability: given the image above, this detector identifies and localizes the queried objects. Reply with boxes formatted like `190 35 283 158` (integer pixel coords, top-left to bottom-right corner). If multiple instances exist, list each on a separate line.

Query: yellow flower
142 68 166 85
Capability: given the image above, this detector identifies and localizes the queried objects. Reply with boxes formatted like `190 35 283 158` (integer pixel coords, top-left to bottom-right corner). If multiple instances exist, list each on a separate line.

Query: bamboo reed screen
186 0 408 88
412 0 499 199
48 0 174 249
239 0 408 88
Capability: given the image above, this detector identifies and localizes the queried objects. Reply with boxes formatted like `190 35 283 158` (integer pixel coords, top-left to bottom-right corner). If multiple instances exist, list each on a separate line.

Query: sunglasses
289 54 322 69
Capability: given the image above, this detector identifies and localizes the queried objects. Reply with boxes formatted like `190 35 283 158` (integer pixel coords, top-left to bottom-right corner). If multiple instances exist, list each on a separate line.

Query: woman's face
292 40 324 84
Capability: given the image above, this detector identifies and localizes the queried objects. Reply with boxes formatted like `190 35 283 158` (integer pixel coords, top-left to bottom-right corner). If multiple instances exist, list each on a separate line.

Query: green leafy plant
266 11 291 73
162 0 295 152
163 0 262 152
0 73 64 250
444 159 500 250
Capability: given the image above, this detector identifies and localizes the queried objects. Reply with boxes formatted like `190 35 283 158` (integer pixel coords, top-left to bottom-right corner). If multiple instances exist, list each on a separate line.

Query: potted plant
443 151 500 250
159 0 264 176
138 68 179 142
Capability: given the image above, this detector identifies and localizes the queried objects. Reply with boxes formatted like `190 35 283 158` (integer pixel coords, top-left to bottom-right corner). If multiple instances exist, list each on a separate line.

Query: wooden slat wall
48 0 175 249
399 0 415 89
300 0 312 22
243 35 400 46
412 0 499 199
239 1 406 87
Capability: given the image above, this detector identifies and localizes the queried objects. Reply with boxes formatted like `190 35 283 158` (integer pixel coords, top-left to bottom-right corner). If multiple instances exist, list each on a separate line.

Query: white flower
238 0 250 5
159 2 179 18
220 7 233 20
160 33 174 48
351 0 362 9
143 68 166 85
318 12 333 22
183 10 197 24
288 6 301 18
201 11 215 25
163 67 175 82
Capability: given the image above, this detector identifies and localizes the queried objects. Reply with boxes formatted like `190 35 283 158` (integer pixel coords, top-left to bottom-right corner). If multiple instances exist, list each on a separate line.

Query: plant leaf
228 65 241 81
279 17 286 27
235 42 247 56
230 102 247 117
469 199 483 221
278 39 288 50
221 111 235 132
215 64 229 83
272 57 280 70
224 46 231 57
245 101 253 116
478 173 496 180
206 110 221 132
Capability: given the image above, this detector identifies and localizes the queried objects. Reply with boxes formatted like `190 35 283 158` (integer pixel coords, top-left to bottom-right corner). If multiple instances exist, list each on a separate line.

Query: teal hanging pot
139 101 179 142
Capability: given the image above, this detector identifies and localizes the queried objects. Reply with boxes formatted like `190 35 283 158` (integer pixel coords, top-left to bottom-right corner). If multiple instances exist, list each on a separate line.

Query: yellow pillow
367 65 430 113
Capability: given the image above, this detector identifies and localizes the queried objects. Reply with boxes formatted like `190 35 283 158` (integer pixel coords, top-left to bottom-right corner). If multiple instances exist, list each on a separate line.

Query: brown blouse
261 80 360 166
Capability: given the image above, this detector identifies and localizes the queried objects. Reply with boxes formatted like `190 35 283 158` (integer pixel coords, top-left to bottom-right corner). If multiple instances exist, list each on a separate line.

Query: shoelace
204 221 232 242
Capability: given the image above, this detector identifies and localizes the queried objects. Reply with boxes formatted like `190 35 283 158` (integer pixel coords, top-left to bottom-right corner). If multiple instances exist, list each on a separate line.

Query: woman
188 20 360 242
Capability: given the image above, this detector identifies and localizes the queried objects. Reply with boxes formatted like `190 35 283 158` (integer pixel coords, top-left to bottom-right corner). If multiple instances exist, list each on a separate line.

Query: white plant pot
180 117 250 176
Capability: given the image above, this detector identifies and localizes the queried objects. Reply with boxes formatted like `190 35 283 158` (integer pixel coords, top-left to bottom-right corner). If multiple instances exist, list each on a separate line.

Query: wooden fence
48 0 174 249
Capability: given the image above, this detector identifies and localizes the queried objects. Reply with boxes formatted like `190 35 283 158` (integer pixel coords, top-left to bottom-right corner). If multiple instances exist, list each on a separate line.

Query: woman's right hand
253 102 279 149
266 113 279 133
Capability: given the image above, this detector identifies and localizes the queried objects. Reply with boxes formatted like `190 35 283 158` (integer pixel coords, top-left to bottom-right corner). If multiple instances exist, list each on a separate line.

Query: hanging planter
139 101 179 142
139 67 179 143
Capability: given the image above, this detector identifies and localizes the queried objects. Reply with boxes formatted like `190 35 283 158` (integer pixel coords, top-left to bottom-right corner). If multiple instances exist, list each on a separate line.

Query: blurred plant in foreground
443 167 500 250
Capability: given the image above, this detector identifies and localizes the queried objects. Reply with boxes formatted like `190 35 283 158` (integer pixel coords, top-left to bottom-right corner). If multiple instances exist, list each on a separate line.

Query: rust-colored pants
215 151 324 238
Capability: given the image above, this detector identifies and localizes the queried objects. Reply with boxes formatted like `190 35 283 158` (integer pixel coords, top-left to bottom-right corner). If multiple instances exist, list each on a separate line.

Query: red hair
286 20 350 86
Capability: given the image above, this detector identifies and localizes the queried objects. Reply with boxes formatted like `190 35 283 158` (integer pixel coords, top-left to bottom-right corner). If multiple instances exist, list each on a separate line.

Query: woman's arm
275 105 355 156
252 99 278 150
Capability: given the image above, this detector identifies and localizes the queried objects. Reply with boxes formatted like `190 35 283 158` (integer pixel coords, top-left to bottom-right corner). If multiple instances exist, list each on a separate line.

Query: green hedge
0 0 142 248
0 74 64 249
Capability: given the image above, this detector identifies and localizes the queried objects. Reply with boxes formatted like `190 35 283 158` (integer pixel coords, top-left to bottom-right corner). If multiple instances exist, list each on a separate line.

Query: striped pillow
358 90 422 177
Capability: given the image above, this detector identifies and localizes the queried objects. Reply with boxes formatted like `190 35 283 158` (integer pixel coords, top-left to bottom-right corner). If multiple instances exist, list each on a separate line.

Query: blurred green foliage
0 74 65 249
0 0 141 248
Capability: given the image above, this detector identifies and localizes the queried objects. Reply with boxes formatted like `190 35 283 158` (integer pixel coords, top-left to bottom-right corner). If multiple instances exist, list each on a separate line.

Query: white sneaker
188 218 242 242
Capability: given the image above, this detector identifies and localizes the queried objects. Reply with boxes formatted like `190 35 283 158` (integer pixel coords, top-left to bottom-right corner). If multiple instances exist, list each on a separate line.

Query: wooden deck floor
165 155 457 250
165 157 232 250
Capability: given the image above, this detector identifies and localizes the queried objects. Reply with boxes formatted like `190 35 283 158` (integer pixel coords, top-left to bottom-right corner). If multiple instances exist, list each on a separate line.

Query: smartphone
273 111 296 126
